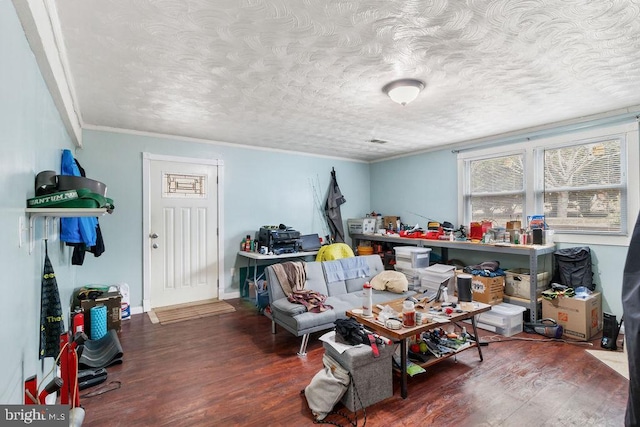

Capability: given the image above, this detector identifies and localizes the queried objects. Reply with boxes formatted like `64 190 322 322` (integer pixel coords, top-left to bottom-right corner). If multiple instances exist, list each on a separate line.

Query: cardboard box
504 268 551 300
383 216 400 229
248 281 257 300
80 291 122 333
541 292 602 340
506 220 522 230
471 275 504 305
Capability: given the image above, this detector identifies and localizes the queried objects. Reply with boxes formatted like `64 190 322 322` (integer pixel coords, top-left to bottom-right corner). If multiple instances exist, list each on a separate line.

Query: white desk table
237 250 319 298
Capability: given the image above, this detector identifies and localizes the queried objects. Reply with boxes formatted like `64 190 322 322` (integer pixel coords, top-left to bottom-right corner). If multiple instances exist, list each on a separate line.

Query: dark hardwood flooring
81 299 629 426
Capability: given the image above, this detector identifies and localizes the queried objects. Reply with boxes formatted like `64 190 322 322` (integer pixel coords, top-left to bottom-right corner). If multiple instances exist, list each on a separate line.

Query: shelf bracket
25 208 108 254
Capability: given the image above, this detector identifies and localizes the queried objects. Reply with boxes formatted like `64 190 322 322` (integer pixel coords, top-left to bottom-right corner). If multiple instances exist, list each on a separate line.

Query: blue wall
0 2 77 403
371 150 458 226
74 130 372 308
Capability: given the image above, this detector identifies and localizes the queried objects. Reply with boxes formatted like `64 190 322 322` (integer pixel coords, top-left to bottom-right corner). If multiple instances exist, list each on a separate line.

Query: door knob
150 233 159 239
152 243 159 249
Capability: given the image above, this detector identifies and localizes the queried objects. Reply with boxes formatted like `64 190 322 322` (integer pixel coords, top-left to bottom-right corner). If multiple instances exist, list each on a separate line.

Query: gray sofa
264 254 416 355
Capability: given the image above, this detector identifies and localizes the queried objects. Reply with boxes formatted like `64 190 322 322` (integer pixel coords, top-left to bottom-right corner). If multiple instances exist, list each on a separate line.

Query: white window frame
458 121 639 247
534 134 627 235
461 149 527 224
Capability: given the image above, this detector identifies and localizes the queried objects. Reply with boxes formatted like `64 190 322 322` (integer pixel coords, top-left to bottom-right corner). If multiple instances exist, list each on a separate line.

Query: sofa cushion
326 280 348 296
304 262 331 295
327 294 362 314
271 298 308 316
267 262 328 302
344 255 385 293
292 307 338 330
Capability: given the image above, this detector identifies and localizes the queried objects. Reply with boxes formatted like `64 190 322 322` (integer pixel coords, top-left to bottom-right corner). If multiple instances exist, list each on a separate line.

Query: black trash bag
552 246 594 291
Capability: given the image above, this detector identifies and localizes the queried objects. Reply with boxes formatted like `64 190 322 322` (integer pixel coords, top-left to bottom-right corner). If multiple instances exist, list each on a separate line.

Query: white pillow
370 270 408 293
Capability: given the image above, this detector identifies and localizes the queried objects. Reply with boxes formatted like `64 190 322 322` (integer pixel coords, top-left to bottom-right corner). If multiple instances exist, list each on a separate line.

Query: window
459 120 637 240
465 154 525 224
541 137 625 233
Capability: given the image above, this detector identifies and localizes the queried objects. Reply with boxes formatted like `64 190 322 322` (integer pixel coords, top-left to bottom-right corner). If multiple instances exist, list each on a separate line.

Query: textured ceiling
52 0 640 161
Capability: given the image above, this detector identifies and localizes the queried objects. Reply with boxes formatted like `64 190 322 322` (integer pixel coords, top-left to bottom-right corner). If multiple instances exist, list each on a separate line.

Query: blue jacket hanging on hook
60 149 97 247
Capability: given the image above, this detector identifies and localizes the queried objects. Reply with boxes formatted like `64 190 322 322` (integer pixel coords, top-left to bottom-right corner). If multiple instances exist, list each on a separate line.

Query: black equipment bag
552 246 594 290
334 318 383 347
334 318 368 346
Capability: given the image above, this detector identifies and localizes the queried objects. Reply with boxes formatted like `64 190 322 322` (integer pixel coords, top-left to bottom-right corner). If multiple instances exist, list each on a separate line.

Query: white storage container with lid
393 246 431 269
420 264 455 293
394 265 430 291
475 302 526 337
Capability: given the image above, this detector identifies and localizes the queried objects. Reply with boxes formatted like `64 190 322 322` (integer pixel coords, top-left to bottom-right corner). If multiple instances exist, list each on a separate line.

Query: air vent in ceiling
369 139 388 144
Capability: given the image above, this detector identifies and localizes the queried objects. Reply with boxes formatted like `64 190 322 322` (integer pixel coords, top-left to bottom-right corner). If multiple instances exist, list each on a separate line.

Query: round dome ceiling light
382 79 425 106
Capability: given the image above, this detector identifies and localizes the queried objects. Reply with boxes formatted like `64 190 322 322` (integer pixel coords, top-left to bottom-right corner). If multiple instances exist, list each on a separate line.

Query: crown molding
12 0 82 148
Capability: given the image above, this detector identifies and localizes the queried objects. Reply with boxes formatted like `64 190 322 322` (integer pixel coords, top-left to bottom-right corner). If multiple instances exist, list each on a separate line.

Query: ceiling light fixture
382 78 425 106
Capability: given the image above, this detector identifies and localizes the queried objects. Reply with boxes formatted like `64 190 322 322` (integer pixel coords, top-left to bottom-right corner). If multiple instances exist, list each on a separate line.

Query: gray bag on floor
304 354 350 421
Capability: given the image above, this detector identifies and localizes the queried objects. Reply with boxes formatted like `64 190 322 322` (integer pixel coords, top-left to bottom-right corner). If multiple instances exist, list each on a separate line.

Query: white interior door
147 157 220 308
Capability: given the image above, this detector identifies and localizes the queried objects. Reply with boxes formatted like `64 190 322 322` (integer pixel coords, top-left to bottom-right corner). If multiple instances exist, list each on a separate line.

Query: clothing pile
271 261 333 313
463 260 506 277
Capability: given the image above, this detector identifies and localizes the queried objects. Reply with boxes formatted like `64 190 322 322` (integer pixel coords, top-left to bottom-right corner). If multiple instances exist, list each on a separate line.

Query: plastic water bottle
362 282 373 317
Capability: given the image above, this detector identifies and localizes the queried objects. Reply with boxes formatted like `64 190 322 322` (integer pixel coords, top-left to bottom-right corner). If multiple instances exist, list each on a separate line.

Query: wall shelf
25 208 108 254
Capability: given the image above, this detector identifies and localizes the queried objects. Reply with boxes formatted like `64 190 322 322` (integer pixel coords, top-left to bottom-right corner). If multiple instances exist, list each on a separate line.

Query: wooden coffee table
347 298 491 399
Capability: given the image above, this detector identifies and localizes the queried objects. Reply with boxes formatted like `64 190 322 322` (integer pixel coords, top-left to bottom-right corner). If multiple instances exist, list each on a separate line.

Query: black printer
258 225 301 254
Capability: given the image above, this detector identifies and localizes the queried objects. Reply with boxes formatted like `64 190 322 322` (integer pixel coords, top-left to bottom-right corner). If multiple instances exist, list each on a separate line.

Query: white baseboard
225 291 241 299
128 305 144 315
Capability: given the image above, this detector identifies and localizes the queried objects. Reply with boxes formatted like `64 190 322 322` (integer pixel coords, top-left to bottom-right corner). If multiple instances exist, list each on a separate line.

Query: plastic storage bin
394 246 431 269
476 302 526 337
394 265 426 291
420 264 455 293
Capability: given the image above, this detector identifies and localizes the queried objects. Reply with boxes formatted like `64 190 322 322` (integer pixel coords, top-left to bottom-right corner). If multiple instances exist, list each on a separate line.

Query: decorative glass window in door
162 173 206 198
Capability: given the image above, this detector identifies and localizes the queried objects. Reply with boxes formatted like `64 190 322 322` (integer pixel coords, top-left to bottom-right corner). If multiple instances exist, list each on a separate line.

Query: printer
258 226 301 255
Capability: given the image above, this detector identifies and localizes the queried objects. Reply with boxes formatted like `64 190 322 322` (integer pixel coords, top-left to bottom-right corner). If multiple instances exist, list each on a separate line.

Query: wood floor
81 298 629 426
